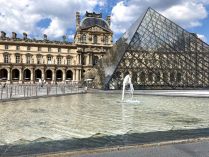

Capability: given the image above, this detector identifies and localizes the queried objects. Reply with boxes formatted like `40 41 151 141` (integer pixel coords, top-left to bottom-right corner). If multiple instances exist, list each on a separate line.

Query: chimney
23 32 27 40
43 34 47 40
1 31 6 38
12 32 17 39
76 12 80 30
106 15 111 25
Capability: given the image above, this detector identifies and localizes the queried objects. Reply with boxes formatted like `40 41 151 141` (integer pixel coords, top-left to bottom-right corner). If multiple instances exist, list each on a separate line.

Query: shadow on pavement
1 127 209 156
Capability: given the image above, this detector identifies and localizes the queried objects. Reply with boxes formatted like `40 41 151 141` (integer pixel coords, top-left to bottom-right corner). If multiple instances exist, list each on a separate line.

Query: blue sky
0 0 209 43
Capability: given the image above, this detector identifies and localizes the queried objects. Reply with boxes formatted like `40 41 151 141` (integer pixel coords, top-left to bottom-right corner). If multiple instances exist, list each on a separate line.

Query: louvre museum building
1 8 209 90
0 12 113 84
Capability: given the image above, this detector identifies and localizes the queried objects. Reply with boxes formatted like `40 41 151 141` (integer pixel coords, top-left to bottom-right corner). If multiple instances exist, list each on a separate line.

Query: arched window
46 70 52 80
66 70 73 80
56 70 63 81
0 69 8 80
35 69 42 80
24 69 31 80
12 69 19 80
93 35 97 44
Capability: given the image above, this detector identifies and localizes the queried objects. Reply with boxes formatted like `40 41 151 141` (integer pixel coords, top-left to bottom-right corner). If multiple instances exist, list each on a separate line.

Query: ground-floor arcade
0 64 90 84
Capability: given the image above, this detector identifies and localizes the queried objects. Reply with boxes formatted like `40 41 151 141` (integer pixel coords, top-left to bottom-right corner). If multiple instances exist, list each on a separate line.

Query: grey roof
80 17 110 31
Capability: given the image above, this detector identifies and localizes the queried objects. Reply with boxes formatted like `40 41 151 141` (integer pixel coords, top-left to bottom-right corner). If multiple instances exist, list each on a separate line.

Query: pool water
0 93 209 145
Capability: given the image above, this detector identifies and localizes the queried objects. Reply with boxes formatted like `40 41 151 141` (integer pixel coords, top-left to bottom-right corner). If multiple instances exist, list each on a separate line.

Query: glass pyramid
102 7 209 89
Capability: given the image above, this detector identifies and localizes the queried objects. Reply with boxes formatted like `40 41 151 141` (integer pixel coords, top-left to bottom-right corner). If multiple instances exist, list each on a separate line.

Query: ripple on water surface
0 93 209 146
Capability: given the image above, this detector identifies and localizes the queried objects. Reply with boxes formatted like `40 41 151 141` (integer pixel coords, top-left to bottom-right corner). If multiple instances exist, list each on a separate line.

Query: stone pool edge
87 89 209 98
0 91 87 102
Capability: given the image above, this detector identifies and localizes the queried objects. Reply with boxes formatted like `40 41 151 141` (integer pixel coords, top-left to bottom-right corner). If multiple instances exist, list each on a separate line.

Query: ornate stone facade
0 11 113 84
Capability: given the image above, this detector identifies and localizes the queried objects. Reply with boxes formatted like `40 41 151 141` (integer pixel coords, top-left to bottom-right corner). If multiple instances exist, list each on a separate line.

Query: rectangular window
67 58 72 65
47 56 52 64
57 57 61 64
27 46 31 51
5 45 8 50
58 48 61 52
48 47 51 52
93 35 97 44
37 56 41 64
104 36 108 45
16 55 20 63
38 47 41 51
26 56 30 64
4 55 8 63
16 46 20 50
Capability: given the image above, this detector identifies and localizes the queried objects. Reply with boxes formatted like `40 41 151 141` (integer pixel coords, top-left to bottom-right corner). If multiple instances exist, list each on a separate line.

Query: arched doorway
35 69 42 80
24 69 31 81
46 70 52 81
66 70 73 80
12 69 19 80
56 70 63 81
0 69 8 80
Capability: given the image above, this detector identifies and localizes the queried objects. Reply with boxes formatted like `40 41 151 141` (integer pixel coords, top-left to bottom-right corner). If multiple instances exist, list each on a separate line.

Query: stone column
90 53 92 65
42 69 45 81
19 69 23 84
52 69 55 84
78 54 81 64
73 69 76 81
79 69 81 81
76 69 80 81
7 68 11 84
88 53 90 65
63 69 66 83
77 69 80 81
31 68 34 84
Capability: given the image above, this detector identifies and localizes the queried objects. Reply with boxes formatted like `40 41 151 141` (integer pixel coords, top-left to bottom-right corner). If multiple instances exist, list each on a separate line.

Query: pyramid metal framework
104 8 209 89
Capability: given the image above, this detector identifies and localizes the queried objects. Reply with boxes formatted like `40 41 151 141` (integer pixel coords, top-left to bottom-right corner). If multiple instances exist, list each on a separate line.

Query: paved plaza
77 139 209 157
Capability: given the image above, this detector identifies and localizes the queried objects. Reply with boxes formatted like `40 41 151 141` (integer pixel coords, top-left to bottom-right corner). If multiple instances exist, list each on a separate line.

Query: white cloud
0 0 103 40
161 2 207 28
111 0 209 39
197 34 207 42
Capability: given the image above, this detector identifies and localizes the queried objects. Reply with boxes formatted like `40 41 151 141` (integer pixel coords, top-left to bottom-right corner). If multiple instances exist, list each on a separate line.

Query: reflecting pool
0 93 209 146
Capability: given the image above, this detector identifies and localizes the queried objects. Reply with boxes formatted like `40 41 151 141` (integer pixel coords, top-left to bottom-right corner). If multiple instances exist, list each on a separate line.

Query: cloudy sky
0 0 209 43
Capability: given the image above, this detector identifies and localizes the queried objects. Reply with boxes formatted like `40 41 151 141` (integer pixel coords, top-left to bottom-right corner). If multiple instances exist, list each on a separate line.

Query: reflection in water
0 93 209 145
